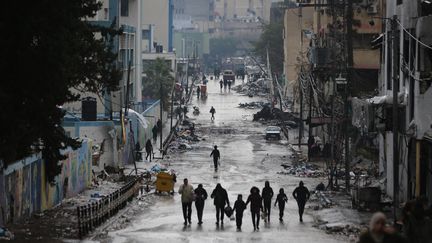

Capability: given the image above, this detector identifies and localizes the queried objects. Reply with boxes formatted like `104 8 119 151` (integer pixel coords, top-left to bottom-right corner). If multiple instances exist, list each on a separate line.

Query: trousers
182 202 192 222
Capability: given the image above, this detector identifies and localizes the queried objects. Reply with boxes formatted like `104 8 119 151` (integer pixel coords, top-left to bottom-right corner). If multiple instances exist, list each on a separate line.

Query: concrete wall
283 7 314 112
0 140 92 224
142 0 170 50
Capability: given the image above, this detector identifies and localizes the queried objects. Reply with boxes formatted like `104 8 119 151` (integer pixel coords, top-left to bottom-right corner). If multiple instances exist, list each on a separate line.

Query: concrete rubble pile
238 101 269 109
253 106 300 126
168 120 201 153
278 162 325 178
6 179 126 240
231 78 269 97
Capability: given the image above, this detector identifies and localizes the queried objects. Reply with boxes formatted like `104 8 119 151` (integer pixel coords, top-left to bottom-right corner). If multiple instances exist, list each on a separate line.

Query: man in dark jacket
194 184 208 225
210 145 220 171
246 186 263 231
145 139 153 162
210 183 230 225
157 119 162 132
292 181 310 222
262 181 274 222
152 125 158 142
274 188 288 221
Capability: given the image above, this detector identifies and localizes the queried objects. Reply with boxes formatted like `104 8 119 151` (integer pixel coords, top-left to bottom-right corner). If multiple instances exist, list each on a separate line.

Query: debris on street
278 162 324 178
238 101 269 109
231 77 270 97
167 119 201 152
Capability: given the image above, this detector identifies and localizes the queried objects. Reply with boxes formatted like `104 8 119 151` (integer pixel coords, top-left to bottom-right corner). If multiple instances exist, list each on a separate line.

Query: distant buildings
64 0 175 116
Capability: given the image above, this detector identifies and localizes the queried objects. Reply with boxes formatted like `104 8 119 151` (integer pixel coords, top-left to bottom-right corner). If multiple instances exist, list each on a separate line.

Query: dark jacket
293 185 310 202
233 200 246 214
152 125 158 136
145 140 152 152
246 193 263 213
211 186 229 207
275 193 288 207
194 187 208 204
210 149 220 160
358 230 407 243
210 107 216 114
262 186 274 202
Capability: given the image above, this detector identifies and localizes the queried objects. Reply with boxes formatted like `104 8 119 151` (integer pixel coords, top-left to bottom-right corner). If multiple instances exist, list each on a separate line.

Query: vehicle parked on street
223 70 235 83
265 126 281 140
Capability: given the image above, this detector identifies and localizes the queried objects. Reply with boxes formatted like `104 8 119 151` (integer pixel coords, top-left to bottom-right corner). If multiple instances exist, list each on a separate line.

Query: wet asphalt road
104 79 345 243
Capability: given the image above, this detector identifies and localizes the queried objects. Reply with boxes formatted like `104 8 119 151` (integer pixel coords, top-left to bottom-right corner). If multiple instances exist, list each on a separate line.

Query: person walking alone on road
233 194 246 231
145 139 153 162
210 145 220 171
157 119 162 132
262 181 274 223
292 181 310 222
246 186 263 231
135 142 142 161
228 80 232 91
274 188 288 222
197 85 201 99
178 178 194 225
219 79 223 90
210 183 230 225
152 125 158 142
194 184 208 225
210 106 216 120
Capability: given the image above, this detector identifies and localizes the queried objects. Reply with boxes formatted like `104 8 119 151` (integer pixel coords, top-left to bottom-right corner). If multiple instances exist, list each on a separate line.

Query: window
121 0 129 17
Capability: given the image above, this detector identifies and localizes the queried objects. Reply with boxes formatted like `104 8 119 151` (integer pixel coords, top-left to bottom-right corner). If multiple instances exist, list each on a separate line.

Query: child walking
233 194 246 230
274 188 288 222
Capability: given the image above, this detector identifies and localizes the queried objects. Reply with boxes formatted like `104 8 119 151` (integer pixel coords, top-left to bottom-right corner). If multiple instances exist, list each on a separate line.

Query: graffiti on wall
1 139 92 223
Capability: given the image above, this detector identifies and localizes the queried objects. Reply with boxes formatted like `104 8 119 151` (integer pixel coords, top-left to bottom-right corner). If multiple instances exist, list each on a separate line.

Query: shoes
198 221 203 225
184 221 187 225
279 218 283 222
256 226 260 230
188 220 191 225
300 217 303 222
216 221 219 225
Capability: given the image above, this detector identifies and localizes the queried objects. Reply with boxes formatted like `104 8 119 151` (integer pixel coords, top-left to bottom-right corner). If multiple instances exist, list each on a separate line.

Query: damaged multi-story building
370 0 432 202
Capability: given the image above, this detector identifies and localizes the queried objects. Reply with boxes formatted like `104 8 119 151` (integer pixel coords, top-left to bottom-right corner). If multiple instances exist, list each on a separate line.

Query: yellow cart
155 172 176 194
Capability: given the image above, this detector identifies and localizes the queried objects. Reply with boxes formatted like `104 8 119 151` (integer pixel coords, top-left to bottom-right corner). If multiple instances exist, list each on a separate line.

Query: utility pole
159 73 164 158
391 14 399 222
298 70 304 148
344 0 354 192
124 60 132 116
308 76 313 161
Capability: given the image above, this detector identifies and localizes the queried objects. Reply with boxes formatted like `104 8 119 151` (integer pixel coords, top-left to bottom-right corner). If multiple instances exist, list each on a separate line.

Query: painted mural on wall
1 139 92 223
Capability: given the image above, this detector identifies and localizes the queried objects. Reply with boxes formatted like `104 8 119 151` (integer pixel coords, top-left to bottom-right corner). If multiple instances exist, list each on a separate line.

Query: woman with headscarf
358 212 407 243
246 186 263 231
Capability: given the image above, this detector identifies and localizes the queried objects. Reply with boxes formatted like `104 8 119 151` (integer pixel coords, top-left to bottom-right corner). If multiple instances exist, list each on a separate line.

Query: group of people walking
178 179 310 231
